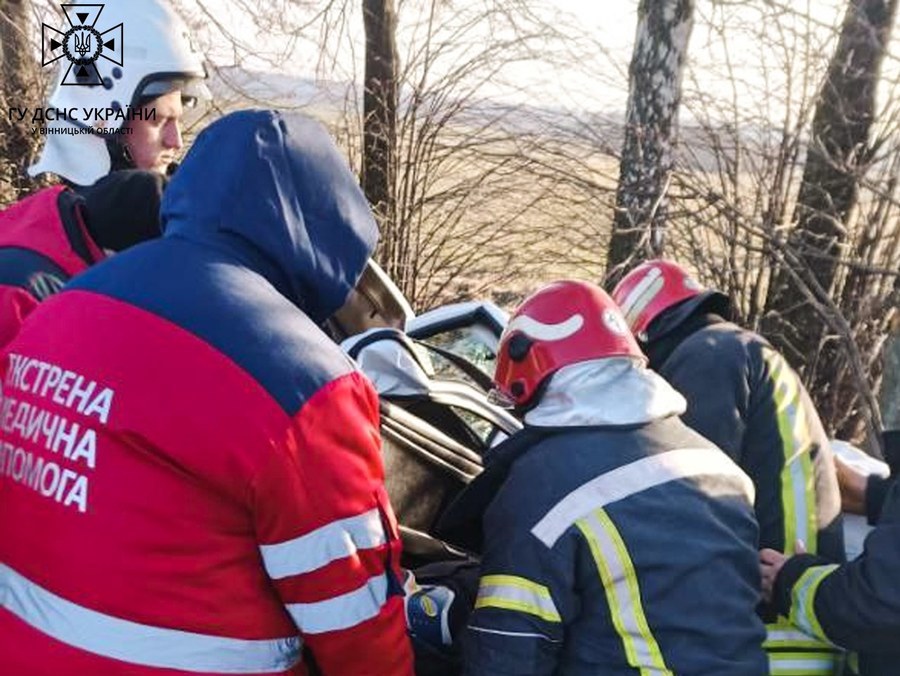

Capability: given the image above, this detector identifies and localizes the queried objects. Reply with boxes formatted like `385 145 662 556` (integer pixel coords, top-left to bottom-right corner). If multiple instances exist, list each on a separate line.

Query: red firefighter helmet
493 280 644 408
611 259 730 342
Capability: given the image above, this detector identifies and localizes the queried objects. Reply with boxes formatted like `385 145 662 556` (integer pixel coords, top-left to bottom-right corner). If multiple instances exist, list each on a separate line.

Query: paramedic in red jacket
0 110 413 676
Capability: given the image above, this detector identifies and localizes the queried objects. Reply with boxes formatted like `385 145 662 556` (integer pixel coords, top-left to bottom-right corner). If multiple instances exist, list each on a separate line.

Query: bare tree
0 0 42 203
606 0 694 283
179 0 614 309
763 0 899 373
362 0 398 247
665 0 900 445
380 0 615 309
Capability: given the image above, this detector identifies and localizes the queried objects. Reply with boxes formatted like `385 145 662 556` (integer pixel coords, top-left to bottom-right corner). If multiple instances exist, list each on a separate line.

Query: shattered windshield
422 327 498 378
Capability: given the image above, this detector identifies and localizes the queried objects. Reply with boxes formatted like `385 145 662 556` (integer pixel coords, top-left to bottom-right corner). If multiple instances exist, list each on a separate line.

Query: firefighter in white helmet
30 0 209 185
0 0 209 346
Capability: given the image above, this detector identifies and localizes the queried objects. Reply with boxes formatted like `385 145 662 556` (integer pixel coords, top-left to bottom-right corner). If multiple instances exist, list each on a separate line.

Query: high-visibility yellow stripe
764 620 840 651
766 350 818 556
764 631 833 650
790 565 839 645
475 574 561 623
578 509 672 676
764 619 842 676
795 402 819 557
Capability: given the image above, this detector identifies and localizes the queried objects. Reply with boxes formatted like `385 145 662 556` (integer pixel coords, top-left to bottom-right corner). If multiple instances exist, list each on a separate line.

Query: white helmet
29 0 209 186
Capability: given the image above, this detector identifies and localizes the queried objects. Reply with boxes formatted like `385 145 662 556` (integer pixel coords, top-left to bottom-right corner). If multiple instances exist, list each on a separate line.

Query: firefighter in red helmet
441 280 767 675
612 259 845 676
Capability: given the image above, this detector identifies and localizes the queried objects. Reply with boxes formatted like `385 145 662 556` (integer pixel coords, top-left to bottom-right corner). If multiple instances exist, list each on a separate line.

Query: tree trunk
606 0 694 283
0 0 39 202
760 0 898 441
362 0 399 285
763 0 898 366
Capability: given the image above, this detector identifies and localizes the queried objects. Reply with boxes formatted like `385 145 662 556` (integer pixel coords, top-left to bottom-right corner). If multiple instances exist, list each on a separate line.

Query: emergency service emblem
41 4 124 86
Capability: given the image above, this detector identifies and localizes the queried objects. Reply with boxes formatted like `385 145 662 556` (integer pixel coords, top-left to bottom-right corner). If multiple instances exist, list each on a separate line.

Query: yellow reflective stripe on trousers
475 574 561 623
765 621 842 675
768 651 839 675
790 565 840 644
577 509 672 676
767 351 818 556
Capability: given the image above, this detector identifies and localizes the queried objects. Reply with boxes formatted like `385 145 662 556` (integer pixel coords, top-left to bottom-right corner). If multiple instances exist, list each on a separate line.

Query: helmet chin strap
105 136 137 173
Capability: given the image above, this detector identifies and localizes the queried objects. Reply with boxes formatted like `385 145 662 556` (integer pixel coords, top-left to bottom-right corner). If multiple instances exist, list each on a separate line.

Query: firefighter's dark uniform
452 415 768 675
773 480 900 675
647 307 845 675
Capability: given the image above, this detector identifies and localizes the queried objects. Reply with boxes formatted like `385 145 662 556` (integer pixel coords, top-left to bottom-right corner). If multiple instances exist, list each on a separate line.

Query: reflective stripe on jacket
775 481 900 676
463 416 768 675
655 321 845 673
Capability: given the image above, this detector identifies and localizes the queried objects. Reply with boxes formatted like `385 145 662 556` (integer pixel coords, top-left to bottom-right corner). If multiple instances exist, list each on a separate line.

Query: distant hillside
209 67 352 109
205 67 790 174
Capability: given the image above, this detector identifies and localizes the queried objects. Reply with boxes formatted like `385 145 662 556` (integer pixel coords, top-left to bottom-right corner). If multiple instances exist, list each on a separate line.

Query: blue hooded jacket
68 110 378 413
161 109 376 323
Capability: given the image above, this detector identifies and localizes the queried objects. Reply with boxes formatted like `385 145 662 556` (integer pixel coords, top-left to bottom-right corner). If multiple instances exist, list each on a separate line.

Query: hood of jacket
524 357 687 428
161 110 377 324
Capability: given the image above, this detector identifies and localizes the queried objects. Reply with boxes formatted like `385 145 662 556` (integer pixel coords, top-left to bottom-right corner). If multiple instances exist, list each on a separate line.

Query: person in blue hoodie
440 280 767 675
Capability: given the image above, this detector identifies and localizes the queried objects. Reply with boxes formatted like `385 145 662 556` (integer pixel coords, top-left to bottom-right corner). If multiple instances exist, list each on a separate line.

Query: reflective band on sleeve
766 351 818 556
578 509 672 676
0 563 301 674
259 508 387 579
790 565 840 645
287 573 388 634
768 652 839 675
532 447 754 547
474 574 561 623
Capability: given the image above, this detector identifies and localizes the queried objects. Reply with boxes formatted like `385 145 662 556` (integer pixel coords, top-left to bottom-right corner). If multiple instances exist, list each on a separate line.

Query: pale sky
174 0 640 109
170 0 859 118
27 0 882 119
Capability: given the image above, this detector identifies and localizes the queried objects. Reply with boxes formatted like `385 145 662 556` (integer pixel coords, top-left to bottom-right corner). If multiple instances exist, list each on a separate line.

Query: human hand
835 454 868 515
759 540 806 603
